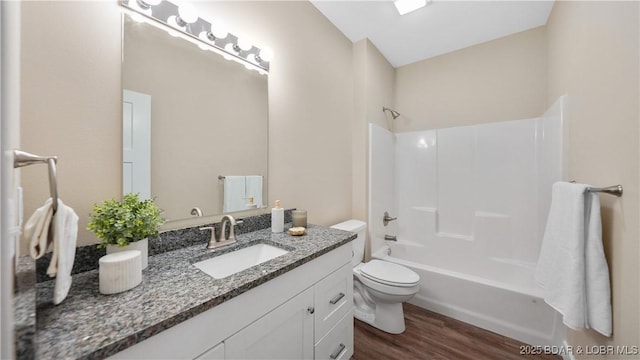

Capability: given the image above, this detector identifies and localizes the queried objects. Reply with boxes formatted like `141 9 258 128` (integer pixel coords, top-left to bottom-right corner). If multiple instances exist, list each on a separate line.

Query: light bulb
135 0 160 10
199 31 212 43
167 15 182 29
258 47 274 62
225 43 237 54
211 23 228 39
129 0 152 16
198 43 209 51
137 0 161 8
246 54 257 64
237 37 253 51
178 3 198 24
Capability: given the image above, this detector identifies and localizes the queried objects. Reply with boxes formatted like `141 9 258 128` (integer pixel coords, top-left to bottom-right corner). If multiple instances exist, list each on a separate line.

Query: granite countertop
15 256 37 359
35 225 355 359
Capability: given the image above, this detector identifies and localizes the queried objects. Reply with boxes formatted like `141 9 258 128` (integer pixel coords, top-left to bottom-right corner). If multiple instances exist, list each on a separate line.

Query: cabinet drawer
314 262 353 340
314 310 354 360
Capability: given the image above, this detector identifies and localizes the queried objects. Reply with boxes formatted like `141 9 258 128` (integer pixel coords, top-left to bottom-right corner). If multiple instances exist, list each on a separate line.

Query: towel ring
14 149 59 213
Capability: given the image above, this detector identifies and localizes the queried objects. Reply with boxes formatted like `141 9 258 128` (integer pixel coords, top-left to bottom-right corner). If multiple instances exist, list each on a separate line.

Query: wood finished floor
352 303 561 360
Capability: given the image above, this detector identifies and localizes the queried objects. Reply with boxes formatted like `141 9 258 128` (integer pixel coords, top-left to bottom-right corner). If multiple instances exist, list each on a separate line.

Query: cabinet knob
307 306 315 314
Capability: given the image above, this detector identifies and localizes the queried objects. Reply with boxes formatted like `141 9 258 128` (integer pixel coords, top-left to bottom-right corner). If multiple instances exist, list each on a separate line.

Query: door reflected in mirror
122 14 268 223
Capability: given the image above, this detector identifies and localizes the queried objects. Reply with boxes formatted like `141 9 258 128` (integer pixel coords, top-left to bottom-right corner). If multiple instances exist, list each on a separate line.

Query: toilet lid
360 260 420 287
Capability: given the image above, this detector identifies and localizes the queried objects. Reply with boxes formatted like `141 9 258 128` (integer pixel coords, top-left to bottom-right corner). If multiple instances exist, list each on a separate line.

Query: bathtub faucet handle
384 235 397 241
383 211 397 226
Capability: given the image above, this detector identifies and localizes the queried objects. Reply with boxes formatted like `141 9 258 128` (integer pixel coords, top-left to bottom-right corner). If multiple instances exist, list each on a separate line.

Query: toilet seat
359 260 419 287
354 268 419 297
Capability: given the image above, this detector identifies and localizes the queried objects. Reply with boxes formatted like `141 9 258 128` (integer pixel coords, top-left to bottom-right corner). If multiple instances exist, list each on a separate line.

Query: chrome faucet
200 215 239 249
220 215 237 242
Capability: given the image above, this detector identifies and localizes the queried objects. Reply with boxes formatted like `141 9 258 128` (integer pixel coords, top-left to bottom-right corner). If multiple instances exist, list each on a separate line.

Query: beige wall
20 1 354 248
546 1 639 356
395 26 547 132
363 40 396 133
20 1 122 250
123 16 268 220
352 39 395 260
352 39 395 223
352 40 367 224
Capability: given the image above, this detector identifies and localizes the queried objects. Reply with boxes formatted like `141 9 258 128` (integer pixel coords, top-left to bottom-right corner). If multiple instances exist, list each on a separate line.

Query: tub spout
384 235 397 241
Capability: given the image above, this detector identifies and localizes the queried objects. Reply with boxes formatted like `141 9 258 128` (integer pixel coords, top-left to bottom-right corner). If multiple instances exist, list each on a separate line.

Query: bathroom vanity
34 225 355 359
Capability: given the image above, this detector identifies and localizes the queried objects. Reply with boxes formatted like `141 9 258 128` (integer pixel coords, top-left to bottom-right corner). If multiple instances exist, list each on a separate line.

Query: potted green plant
88 193 163 269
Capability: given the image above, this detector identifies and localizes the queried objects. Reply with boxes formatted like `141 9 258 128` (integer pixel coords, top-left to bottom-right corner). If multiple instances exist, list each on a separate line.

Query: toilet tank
331 220 367 267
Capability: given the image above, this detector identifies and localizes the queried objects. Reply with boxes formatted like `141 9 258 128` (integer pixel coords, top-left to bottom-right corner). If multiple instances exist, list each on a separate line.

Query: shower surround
368 98 567 346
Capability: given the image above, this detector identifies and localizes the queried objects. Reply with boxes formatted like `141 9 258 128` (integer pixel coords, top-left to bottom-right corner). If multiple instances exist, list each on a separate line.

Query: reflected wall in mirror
122 14 268 223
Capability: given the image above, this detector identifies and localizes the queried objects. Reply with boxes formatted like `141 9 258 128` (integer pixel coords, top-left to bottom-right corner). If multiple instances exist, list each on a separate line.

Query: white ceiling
310 1 554 68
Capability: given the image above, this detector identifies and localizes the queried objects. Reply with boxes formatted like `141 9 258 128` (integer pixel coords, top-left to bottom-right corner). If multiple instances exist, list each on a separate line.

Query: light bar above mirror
121 0 272 74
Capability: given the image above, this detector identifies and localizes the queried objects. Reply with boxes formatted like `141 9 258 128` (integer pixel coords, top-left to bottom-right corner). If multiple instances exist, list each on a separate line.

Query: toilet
331 220 420 334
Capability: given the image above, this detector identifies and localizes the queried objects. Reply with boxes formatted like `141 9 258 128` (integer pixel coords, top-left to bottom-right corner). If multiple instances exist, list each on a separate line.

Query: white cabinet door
225 287 314 360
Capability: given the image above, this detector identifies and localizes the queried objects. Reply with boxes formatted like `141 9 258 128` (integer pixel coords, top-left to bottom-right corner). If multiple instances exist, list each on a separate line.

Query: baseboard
409 294 556 347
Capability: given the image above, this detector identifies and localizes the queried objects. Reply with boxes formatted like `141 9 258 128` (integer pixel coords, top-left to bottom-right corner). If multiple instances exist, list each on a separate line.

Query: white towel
223 176 247 213
25 198 78 305
48 199 79 304
245 176 263 208
535 182 612 336
25 198 54 259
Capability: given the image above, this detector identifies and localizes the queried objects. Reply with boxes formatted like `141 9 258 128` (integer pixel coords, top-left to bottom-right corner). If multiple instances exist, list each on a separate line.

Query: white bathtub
372 241 565 347
367 100 568 348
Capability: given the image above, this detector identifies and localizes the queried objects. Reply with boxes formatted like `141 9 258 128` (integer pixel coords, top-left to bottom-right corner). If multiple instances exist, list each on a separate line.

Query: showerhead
382 106 401 119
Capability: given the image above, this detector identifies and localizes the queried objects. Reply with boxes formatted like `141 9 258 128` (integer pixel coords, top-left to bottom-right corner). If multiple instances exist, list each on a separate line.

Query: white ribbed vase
106 238 148 269
99 250 142 295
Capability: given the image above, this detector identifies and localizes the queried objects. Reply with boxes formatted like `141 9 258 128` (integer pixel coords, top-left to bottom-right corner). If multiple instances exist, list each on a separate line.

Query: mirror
122 14 268 224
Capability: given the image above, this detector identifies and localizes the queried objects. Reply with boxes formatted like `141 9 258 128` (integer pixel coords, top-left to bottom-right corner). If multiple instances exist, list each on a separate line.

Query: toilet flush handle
383 211 397 226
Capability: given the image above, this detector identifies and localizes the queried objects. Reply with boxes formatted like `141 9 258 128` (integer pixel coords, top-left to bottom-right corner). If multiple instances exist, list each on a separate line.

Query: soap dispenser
271 200 284 233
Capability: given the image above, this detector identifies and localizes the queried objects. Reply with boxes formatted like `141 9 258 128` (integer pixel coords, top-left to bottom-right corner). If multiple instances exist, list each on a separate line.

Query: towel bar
570 181 623 197
586 185 623 197
13 149 59 212
218 175 264 180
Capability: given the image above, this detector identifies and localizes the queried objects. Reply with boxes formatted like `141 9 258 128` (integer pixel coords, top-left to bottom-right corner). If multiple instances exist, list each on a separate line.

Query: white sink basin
194 243 289 279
